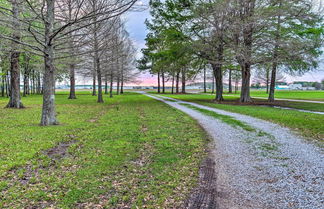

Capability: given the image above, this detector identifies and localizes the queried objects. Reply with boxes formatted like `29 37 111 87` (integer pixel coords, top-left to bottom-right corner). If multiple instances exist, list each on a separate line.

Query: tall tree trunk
120 66 124 94
94 22 103 103
212 75 215 94
228 69 232 93
212 43 224 101
235 79 238 94
212 63 224 101
121 74 124 94
240 63 252 102
176 71 180 93
104 76 108 94
68 64 77 99
171 72 174 94
40 0 58 126
96 56 103 103
268 1 281 102
203 65 207 93
116 75 120 95
6 73 10 97
157 71 160 93
238 0 255 103
181 69 186 94
162 71 165 93
37 72 41 94
109 73 113 98
266 68 270 94
6 0 23 108
92 68 96 96
1 73 5 97
67 2 76 100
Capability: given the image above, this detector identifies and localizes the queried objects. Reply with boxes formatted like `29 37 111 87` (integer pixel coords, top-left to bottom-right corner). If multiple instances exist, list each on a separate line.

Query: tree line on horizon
138 0 324 102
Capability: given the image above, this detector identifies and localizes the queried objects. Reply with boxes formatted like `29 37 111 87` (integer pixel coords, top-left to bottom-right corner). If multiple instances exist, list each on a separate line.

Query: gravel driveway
142 93 324 209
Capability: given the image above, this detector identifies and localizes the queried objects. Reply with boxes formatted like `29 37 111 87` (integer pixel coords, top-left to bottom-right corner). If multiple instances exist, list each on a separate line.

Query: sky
125 1 324 86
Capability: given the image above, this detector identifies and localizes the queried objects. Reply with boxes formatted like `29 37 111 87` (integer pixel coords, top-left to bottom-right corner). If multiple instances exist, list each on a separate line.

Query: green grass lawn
149 90 324 101
221 90 324 101
0 93 208 208
158 94 324 143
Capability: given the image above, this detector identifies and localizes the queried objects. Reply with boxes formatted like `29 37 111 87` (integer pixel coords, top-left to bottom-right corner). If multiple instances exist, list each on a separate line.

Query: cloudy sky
125 2 324 86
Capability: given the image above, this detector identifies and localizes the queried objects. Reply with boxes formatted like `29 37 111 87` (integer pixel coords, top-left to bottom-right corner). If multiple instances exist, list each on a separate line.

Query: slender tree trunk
157 71 160 93
94 23 103 103
162 71 165 93
6 73 10 97
235 79 238 94
68 64 77 99
203 66 207 93
92 68 96 96
181 69 186 94
96 56 103 103
268 2 281 102
228 69 232 93
176 71 180 93
120 66 124 94
23 69 28 97
212 75 215 94
1 73 5 97
171 72 174 94
104 76 108 94
37 72 41 94
266 68 270 94
6 0 23 108
109 73 113 98
116 75 120 95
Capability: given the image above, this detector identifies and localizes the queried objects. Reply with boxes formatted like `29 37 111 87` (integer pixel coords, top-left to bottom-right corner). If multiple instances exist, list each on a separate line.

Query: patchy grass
159 94 324 142
0 93 208 208
180 103 255 132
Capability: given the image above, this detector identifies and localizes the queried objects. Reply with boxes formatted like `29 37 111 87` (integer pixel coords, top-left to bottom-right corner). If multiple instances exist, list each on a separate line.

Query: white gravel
141 92 324 209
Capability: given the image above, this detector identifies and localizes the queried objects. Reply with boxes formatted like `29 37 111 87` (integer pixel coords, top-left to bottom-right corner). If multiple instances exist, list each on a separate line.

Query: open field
156 93 324 142
0 93 208 208
214 90 324 101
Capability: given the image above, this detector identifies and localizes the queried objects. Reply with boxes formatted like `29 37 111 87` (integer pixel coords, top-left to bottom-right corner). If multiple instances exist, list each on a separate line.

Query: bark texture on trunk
40 0 58 126
162 71 165 93
203 66 207 93
240 63 252 102
157 71 160 93
181 69 186 94
171 73 174 94
212 63 224 101
68 64 76 99
268 1 281 103
109 73 113 98
176 71 179 93
104 76 108 94
116 75 120 95
92 69 96 96
228 69 232 93
120 67 124 94
6 0 23 108
266 68 269 94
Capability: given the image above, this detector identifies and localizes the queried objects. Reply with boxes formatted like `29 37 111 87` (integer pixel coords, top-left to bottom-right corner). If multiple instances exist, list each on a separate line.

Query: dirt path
141 92 324 209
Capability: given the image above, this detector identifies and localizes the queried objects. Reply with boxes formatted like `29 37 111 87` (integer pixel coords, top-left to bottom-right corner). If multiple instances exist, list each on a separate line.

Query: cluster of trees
139 0 323 102
0 0 139 125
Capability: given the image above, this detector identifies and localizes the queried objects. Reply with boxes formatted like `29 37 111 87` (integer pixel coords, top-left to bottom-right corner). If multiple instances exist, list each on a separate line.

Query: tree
0 0 137 125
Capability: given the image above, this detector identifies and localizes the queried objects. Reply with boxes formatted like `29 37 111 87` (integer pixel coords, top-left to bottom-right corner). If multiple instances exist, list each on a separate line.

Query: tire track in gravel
140 92 324 209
